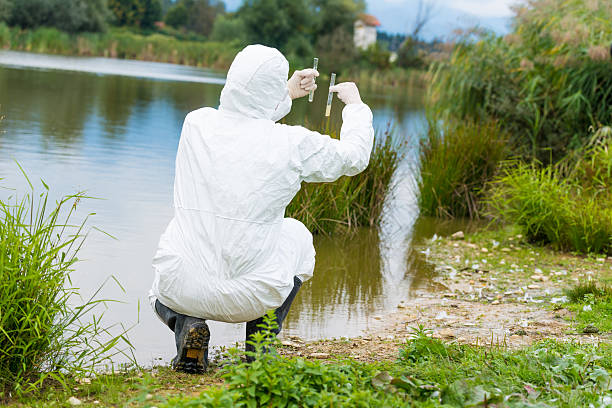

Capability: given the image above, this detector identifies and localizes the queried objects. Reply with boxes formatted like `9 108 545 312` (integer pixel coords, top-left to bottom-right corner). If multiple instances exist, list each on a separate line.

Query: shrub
418 119 509 218
286 126 404 234
0 170 131 394
487 161 612 254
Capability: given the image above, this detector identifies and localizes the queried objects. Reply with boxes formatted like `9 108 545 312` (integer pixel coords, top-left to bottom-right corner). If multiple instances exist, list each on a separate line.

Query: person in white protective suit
149 44 374 373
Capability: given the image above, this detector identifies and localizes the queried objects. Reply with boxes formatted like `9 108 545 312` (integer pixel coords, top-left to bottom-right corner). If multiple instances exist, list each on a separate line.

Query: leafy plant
0 167 132 395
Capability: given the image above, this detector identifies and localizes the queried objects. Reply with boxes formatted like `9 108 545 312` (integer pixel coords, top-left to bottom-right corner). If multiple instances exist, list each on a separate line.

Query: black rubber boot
155 300 210 374
172 318 210 374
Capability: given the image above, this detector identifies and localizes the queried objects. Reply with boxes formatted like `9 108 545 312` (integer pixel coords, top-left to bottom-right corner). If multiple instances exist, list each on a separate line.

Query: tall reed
427 0 612 162
418 119 509 218
286 127 404 235
0 168 132 395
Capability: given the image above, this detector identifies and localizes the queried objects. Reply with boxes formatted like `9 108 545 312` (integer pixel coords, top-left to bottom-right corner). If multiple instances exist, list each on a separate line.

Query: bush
488 160 612 255
428 0 612 162
286 126 404 234
418 119 509 218
0 171 131 394
209 14 247 44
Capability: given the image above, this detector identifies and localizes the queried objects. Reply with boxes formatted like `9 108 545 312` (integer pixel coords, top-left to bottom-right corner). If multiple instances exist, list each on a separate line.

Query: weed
0 167 132 396
565 282 612 332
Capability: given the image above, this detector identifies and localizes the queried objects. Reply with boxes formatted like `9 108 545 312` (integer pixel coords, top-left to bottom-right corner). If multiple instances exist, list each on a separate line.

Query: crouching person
149 44 374 373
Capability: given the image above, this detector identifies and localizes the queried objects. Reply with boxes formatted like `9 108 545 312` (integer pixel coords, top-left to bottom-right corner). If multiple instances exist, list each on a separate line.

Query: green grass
564 282 612 333
161 335 611 407
0 168 132 396
286 127 404 234
418 119 509 218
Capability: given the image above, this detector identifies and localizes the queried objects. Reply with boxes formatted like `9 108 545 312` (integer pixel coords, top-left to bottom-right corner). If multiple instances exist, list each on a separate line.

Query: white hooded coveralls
150 45 374 323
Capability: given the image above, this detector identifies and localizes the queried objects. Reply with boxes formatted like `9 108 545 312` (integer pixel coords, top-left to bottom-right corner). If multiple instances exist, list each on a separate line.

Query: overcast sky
224 0 518 39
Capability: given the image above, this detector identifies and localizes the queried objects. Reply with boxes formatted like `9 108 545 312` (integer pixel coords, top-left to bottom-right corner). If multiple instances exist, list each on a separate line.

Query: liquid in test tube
325 73 336 117
308 57 318 103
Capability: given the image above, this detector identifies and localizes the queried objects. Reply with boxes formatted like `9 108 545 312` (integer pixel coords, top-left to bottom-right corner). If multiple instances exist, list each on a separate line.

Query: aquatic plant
487 158 612 255
286 126 404 235
0 167 132 395
418 119 509 218
427 0 612 162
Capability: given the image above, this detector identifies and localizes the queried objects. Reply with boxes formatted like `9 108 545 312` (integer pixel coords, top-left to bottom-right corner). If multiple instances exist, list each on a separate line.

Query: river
0 50 456 366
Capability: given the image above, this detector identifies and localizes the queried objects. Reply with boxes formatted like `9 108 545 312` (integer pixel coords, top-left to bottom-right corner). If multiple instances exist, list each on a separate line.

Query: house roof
358 13 381 27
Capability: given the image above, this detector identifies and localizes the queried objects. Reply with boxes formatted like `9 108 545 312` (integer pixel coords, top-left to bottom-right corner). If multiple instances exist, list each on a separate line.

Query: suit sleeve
289 103 374 183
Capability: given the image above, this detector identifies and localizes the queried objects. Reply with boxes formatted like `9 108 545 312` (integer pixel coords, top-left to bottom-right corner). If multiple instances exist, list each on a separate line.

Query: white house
354 14 381 50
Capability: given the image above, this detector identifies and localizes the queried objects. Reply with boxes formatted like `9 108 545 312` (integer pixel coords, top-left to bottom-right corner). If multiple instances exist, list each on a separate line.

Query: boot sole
174 322 210 374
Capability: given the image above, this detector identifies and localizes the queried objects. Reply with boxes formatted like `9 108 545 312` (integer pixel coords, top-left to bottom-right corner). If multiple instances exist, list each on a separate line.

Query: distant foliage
0 0 11 22
428 0 612 162
6 0 109 32
165 0 225 37
108 0 161 29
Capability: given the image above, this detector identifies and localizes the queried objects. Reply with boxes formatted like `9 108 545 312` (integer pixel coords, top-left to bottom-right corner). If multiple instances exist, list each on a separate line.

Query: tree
410 0 436 39
108 0 161 29
6 0 108 32
0 0 11 22
239 0 312 51
165 0 225 36
210 14 247 44
313 0 364 40
165 3 187 28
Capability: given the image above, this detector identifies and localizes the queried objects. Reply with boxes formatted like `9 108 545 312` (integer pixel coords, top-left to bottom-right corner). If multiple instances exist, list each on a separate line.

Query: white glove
329 82 362 105
287 68 319 100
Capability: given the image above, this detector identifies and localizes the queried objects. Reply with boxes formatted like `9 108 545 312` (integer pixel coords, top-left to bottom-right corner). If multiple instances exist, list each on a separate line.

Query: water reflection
0 53 431 364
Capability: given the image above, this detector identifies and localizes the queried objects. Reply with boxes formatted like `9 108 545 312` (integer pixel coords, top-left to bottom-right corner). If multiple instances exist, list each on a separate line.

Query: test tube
325 73 336 117
308 57 318 103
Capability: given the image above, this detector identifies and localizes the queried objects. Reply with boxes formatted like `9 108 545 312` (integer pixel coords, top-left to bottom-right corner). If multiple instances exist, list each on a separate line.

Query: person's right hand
329 82 362 105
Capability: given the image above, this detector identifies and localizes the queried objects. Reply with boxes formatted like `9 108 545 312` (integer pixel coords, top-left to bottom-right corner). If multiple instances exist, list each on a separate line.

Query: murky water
0 51 454 365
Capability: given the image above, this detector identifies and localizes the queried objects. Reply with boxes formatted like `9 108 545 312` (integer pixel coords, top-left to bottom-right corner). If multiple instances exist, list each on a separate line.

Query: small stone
145 394 153 401
481 247 489 253
373 315 382 320
451 231 465 240
527 284 539 289
466 243 478 249
67 397 82 406
516 234 523 239
93 401 100 405
438 328 456 339
310 352 330 359
491 300 500 305
531 275 544 281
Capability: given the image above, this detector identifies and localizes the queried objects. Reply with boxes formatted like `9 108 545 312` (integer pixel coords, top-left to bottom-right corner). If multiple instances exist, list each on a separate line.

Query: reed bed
0 168 131 395
418 119 509 218
286 127 404 235
0 24 239 69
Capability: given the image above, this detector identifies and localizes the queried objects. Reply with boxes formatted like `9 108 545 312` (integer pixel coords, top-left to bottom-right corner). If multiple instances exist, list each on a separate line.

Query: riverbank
0 24 426 89
10 225 611 407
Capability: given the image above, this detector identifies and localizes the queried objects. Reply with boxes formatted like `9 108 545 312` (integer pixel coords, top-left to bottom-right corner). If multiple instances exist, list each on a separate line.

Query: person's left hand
287 68 319 100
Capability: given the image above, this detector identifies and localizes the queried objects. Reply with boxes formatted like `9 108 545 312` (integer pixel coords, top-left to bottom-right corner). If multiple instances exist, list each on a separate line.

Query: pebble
527 284 540 289
583 324 599 334
438 328 456 338
481 247 489 253
145 394 153 401
500 247 511 252
67 397 82 406
491 300 500 305
451 231 465 240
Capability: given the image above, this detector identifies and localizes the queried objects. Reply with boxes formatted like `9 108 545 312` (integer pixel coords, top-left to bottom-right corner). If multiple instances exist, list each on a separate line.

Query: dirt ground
275 231 612 362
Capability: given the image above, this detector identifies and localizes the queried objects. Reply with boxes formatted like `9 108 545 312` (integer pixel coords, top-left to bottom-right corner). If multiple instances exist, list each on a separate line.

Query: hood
219 44 291 121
